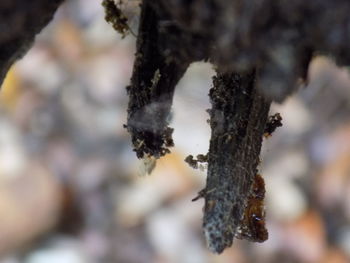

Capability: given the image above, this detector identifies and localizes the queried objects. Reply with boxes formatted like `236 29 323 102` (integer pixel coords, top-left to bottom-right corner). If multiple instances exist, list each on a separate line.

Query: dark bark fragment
184 154 208 169
0 0 64 86
125 1 190 159
102 0 136 38
203 70 270 253
149 0 350 101
264 112 283 137
111 0 350 254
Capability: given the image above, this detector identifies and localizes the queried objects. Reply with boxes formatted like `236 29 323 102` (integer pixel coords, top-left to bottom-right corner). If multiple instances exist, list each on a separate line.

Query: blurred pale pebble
316 154 350 209
280 211 326 262
26 249 85 263
0 115 62 255
45 139 77 178
116 177 167 226
338 227 350 257
343 183 350 220
141 187 205 261
16 47 66 95
52 20 84 63
170 194 204 227
83 54 131 104
93 107 122 135
266 176 307 221
81 230 111 260
320 248 350 263
25 238 89 263
307 56 350 100
263 150 308 220
0 163 61 254
30 110 56 137
115 148 139 177
308 57 336 81
262 149 309 180
61 83 100 135
271 96 313 136
329 125 350 158
208 244 246 263
311 124 350 164
312 125 350 210
0 120 27 179
117 153 197 226
251 222 282 261
61 81 121 138
0 257 19 263
146 208 207 263
70 0 102 26
75 158 109 192
11 87 45 131
310 134 336 164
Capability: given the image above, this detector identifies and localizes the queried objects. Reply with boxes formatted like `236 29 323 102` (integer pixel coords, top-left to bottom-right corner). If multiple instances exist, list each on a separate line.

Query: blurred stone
25 237 87 263
281 211 326 263
271 97 313 136
266 177 307 221
0 163 61 254
338 227 350 258
0 120 27 179
320 248 349 263
146 208 206 263
117 152 196 226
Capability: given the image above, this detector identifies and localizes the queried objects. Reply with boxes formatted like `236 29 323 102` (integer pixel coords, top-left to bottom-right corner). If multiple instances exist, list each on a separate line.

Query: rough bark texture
149 0 350 101
0 0 64 86
113 0 350 254
203 71 270 253
125 0 190 159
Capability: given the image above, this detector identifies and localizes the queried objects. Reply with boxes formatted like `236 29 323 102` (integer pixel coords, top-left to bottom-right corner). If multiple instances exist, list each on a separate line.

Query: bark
0 0 64 86
147 0 350 101
125 0 190 159
203 70 270 253
117 0 350 253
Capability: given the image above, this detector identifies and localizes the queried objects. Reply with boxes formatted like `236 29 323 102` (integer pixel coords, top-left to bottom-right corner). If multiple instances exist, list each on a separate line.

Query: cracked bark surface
120 0 350 254
124 2 273 252
125 0 190 159
147 0 350 101
203 71 270 253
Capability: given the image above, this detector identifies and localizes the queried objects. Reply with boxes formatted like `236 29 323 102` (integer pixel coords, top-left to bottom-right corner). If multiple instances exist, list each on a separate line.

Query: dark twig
0 0 64 87
125 0 190 159
203 70 270 253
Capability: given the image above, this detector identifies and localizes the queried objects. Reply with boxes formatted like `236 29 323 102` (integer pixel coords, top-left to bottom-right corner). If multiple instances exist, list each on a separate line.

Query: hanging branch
125 0 190 159
200 70 270 253
0 0 64 86
105 0 349 254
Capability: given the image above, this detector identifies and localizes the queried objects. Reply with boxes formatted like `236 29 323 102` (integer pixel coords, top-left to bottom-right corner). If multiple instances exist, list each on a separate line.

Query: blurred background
1 0 350 262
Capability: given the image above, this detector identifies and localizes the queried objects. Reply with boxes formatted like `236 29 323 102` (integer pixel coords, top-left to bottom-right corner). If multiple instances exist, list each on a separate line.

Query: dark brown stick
125 0 190 159
0 0 64 86
203 70 270 253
